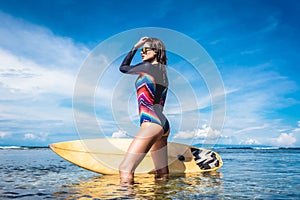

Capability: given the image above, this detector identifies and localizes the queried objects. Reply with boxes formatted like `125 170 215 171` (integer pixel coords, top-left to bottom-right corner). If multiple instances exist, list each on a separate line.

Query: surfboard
49 138 222 174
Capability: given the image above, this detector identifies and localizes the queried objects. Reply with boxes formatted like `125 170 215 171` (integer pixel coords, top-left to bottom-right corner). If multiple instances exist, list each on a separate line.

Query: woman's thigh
119 123 163 172
127 122 163 154
150 129 169 170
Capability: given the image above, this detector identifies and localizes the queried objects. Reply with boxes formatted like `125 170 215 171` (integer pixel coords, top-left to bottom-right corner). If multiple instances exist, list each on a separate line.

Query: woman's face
141 42 156 62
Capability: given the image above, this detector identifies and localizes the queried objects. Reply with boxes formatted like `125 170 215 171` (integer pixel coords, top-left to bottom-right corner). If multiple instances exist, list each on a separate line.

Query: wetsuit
119 48 170 134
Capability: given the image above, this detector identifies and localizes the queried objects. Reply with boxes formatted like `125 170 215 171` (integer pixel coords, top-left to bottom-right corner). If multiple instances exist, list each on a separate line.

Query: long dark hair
146 38 167 65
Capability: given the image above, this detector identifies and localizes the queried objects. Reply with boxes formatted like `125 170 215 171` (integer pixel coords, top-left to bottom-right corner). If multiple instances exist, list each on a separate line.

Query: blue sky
0 0 299 147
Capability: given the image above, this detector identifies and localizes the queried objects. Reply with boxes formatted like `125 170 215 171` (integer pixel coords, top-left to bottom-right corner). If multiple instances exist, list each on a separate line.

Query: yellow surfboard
49 138 222 174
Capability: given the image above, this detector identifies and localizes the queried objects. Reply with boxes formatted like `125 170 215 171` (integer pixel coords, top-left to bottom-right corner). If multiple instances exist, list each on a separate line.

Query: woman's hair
146 38 167 65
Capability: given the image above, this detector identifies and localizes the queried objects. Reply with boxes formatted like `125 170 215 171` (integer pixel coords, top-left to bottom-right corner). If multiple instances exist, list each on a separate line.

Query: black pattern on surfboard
191 148 220 170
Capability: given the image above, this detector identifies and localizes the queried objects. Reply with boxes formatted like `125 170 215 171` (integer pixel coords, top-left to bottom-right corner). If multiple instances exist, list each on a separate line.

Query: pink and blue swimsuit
119 48 169 134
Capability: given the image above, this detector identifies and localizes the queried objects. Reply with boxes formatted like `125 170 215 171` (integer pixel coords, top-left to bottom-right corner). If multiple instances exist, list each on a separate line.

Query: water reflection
63 171 223 199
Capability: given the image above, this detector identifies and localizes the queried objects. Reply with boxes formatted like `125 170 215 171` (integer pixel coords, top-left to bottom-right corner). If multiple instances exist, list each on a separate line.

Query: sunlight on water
63 172 223 199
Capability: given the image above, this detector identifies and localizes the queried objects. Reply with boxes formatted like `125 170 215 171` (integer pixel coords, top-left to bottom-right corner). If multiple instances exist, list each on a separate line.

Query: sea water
1 146 300 199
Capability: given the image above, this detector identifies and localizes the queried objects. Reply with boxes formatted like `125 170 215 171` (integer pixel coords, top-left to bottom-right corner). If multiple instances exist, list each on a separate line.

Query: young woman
119 37 170 184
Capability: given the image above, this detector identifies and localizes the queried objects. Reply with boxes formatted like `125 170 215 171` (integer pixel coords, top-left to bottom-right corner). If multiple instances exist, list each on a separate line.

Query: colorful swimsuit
119 48 169 133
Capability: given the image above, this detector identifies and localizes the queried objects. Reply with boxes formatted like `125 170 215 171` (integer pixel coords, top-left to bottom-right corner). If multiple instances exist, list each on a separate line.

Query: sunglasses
141 47 155 54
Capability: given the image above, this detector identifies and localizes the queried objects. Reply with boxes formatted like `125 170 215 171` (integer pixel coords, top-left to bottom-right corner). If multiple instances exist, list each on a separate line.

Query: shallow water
1 147 300 199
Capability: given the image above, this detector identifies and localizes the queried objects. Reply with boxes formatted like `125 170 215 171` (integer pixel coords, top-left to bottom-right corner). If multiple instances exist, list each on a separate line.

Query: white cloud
0 132 11 139
234 124 268 135
0 48 76 97
0 12 91 144
272 133 296 147
24 133 36 140
112 130 130 138
270 121 300 147
173 124 221 140
164 66 226 116
0 11 89 98
220 63 298 140
0 12 89 70
24 132 48 141
294 121 300 133
239 138 261 145
259 16 279 33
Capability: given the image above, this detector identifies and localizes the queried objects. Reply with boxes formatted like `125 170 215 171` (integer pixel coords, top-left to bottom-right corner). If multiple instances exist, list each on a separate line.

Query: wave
0 146 28 150
0 146 48 150
194 144 300 150
217 146 300 150
225 146 280 150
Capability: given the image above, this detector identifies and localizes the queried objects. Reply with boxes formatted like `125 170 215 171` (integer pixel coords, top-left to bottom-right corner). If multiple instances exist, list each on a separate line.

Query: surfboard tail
191 147 223 170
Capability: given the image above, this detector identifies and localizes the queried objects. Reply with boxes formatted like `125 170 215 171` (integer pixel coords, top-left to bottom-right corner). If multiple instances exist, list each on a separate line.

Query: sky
0 0 300 147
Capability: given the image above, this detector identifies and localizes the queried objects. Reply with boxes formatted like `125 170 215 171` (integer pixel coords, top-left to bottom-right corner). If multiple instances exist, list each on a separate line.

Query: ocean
1 145 300 199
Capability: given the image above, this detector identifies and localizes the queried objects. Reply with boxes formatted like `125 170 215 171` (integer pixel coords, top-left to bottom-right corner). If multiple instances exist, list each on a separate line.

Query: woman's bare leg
119 123 163 184
150 129 170 178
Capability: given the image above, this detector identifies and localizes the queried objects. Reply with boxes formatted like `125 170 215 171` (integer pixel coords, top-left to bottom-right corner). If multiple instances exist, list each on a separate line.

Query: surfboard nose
48 144 54 150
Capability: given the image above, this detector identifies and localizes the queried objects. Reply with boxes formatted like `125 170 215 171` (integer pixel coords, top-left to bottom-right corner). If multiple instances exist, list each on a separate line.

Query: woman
119 37 170 184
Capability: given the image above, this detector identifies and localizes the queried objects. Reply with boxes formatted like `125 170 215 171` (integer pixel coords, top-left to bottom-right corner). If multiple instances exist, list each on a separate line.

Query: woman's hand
134 37 148 49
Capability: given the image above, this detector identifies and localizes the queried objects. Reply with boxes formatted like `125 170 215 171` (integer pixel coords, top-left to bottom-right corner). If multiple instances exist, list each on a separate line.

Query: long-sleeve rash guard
119 48 169 133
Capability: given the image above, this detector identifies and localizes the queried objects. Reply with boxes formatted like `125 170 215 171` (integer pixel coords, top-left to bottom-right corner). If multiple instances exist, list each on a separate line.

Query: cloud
270 121 300 147
221 63 298 137
0 12 89 98
112 130 130 138
0 48 79 140
272 133 296 147
173 124 221 140
239 138 261 145
258 15 279 34
0 132 11 139
0 12 91 145
0 48 76 97
24 132 48 142
234 124 268 135
0 11 89 69
295 121 300 132
24 134 35 140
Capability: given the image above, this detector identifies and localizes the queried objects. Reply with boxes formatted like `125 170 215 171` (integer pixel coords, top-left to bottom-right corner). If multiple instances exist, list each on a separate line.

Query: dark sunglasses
141 47 155 54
